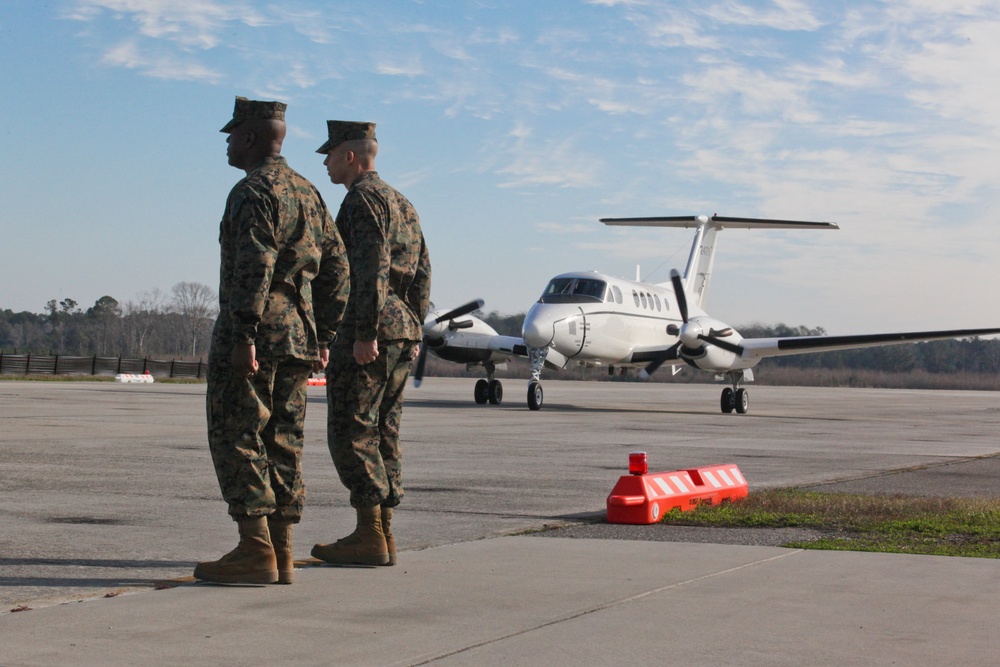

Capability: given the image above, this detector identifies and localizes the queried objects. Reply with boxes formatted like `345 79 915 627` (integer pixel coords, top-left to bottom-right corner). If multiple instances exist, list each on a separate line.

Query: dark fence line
0 353 206 379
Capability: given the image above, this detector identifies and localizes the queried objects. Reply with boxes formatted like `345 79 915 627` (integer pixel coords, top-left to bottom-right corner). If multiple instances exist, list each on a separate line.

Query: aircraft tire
474 379 489 404
527 381 543 411
721 387 735 414
488 379 503 405
735 388 749 414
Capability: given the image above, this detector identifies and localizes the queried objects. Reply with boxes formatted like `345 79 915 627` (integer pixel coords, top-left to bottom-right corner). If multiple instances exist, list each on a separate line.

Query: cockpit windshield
538 277 608 304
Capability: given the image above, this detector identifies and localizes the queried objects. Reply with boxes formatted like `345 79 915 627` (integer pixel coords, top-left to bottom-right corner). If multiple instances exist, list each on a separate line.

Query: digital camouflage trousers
206 349 312 522
326 339 417 509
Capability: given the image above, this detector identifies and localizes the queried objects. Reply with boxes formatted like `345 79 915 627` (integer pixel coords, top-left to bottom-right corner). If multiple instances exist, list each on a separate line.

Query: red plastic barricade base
606 461 748 525
115 372 154 384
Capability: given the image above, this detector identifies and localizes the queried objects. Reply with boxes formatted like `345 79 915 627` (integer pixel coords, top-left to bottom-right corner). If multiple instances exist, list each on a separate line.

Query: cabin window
612 285 622 304
640 293 648 309
632 290 640 307
654 294 661 311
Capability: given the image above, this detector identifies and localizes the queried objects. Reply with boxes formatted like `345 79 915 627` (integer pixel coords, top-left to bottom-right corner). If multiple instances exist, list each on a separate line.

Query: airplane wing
739 328 1000 362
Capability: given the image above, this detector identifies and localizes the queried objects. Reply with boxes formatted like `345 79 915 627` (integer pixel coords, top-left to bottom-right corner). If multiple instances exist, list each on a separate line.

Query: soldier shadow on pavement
1 557 196 569
0 557 197 590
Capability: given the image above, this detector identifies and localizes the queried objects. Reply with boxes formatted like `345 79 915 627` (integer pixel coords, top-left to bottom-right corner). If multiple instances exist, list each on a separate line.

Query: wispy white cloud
266 7 334 44
700 0 824 31
469 26 519 46
644 10 722 49
585 0 650 7
100 40 222 82
66 0 268 50
375 57 426 77
495 122 601 189
682 65 820 122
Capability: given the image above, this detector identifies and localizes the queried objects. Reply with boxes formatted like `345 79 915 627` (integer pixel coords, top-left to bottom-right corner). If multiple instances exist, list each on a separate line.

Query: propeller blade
434 299 484 324
640 343 680 379
670 269 687 323
412 337 429 388
698 334 745 356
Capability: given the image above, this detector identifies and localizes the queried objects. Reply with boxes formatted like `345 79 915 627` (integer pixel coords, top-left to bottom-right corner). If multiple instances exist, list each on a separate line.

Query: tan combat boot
268 518 295 584
311 506 389 566
193 516 278 584
381 506 396 566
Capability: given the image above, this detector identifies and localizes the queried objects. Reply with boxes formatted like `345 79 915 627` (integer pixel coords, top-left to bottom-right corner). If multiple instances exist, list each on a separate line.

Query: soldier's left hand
232 342 259 377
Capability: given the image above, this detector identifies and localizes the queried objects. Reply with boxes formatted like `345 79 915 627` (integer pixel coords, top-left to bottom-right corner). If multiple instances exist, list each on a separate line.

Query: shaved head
342 138 378 169
226 118 286 172
247 118 286 153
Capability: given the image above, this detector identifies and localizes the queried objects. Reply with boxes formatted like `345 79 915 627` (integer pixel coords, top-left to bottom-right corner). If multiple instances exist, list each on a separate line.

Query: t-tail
600 215 839 310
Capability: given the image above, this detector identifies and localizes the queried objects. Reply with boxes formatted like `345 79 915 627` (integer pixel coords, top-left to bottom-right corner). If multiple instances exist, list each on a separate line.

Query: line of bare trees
0 282 218 359
4 296 999 383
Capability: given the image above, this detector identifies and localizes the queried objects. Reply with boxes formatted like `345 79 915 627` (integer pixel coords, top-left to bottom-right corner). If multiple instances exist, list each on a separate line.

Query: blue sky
2 0 998 334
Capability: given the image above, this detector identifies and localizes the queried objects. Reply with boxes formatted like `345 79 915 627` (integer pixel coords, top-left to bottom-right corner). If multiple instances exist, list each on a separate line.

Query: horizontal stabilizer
600 214 838 230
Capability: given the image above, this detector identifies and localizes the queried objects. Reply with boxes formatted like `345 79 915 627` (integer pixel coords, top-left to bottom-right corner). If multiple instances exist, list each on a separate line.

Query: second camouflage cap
220 96 287 133
316 120 377 153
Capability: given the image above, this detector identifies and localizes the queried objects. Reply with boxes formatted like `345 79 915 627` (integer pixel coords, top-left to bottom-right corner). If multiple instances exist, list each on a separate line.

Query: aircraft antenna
641 240 688 284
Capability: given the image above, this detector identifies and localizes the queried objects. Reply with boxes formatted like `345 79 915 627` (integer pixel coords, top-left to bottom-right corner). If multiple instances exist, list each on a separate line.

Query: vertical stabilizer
682 221 720 309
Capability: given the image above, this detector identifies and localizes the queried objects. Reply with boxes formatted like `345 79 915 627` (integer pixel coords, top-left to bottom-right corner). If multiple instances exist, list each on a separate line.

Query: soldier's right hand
314 347 329 373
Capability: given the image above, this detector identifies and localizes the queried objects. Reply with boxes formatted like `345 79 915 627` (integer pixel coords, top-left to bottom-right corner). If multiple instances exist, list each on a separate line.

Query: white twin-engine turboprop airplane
417 215 1000 413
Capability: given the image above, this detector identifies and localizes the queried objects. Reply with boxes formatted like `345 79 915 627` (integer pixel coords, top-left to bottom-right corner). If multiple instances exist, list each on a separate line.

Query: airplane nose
522 315 553 348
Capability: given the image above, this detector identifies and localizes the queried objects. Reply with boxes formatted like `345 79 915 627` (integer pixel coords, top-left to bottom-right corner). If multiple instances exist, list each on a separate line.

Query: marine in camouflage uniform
196 97 349 584
311 120 431 566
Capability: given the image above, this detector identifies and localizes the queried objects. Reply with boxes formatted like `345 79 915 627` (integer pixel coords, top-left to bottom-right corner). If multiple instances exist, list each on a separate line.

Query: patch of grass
661 489 1000 558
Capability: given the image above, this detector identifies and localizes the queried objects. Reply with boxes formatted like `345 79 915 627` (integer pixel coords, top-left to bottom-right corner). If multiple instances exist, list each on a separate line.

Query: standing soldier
312 121 431 566
195 97 348 584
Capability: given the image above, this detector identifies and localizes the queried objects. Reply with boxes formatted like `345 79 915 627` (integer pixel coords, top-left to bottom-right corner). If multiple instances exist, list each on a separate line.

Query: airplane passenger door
564 308 588 358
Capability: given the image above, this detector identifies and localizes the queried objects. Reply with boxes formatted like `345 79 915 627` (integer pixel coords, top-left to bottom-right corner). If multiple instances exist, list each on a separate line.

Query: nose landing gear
526 346 548 411
527 381 543 410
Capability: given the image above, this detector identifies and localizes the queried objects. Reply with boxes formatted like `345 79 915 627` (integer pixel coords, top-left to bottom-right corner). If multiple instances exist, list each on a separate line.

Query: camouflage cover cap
316 120 377 153
220 96 288 133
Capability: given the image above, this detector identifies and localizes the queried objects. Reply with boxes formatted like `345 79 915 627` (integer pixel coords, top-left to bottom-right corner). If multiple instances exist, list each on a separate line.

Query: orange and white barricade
606 453 748 524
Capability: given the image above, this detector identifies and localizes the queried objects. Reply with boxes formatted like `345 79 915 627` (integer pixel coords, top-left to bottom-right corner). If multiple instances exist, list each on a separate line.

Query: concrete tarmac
1 378 999 666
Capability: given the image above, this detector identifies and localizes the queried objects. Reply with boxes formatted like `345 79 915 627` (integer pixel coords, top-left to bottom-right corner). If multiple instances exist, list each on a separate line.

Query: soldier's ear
243 130 257 147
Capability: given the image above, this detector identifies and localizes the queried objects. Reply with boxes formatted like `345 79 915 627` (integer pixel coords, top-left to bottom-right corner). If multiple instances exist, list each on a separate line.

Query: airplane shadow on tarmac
399 397 851 420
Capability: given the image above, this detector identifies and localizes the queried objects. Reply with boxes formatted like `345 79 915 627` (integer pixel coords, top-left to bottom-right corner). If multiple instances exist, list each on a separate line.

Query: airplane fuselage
522 271 680 366
521 270 753 372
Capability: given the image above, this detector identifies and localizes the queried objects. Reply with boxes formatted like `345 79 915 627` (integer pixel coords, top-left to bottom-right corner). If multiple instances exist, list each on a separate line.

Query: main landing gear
720 370 750 414
473 361 503 405
474 379 503 404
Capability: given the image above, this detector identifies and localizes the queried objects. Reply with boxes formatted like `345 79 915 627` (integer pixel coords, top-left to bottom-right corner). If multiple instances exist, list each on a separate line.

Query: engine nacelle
678 316 745 372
